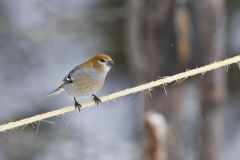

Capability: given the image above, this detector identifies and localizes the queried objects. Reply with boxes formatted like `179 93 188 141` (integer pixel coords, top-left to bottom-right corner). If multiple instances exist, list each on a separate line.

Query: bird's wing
63 64 83 83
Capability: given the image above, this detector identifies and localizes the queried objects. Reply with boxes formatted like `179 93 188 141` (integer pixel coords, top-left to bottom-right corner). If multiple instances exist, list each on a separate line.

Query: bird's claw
92 94 101 106
74 97 82 112
74 102 82 112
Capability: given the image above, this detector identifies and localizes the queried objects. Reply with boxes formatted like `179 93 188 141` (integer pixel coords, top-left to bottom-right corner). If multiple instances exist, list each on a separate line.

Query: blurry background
0 0 240 160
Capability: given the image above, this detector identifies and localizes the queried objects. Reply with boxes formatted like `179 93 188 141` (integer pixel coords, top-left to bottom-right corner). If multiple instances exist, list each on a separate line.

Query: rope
1 55 240 133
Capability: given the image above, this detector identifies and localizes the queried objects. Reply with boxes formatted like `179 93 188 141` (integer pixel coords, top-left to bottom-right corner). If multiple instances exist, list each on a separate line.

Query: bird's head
82 53 114 75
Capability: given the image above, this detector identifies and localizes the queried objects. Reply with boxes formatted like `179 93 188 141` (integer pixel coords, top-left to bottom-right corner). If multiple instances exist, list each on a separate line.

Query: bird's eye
99 59 105 62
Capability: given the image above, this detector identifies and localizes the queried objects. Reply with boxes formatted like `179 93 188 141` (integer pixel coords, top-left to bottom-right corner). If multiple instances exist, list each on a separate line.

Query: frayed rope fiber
1 55 240 133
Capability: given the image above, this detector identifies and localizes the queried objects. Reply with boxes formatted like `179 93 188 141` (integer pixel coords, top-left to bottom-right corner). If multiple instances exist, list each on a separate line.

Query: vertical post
126 0 183 160
193 0 226 160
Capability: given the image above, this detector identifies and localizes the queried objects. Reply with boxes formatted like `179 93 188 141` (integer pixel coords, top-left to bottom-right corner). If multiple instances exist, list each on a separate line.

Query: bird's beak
107 60 115 67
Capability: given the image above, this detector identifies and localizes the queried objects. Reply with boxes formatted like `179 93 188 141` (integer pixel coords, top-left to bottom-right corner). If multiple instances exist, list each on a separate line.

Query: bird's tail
48 83 64 96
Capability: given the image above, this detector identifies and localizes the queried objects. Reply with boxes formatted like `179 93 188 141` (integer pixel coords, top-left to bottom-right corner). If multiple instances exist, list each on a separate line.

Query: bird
49 53 114 111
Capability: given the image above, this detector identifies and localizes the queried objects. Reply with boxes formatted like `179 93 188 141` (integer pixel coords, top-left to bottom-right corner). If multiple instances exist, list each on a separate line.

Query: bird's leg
74 97 82 112
92 94 101 106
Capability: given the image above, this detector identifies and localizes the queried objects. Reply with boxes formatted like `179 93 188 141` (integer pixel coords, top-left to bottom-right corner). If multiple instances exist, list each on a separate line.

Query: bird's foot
92 94 101 106
74 97 82 112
